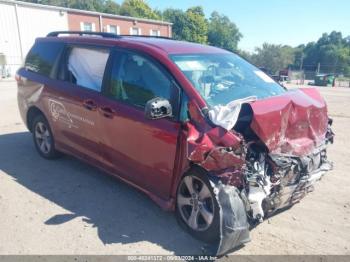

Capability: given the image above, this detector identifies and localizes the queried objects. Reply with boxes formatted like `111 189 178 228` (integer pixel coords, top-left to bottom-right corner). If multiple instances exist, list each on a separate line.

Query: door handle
83 99 97 111
100 106 115 118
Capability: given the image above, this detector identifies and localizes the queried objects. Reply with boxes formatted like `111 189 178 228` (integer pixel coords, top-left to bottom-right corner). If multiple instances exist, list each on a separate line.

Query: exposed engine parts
244 143 333 225
245 151 270 222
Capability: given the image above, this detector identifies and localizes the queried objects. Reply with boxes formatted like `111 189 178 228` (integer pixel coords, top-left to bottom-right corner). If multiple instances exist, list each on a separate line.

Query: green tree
207 11 242 52
185 6 208 44
29 0 68 7
301 31 350 75
68 0 105 12
163 6 208 44
103 0 120 14
119 0 160 20
251 43 295 74
163 8 188 40
292 44 305 70
237 49 252 61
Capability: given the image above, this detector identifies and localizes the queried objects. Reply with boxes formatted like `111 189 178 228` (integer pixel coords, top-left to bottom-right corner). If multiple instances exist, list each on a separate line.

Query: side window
25 41 63 77
108 52 173 109
59 46 110 92
180 92 189 122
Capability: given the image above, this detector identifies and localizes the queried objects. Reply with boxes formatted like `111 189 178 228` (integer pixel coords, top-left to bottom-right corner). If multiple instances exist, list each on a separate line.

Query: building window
107 25 120 35
150 29 160 36
109 25 117 34
80 22 95 32
83 22 92 31
130 27 141 35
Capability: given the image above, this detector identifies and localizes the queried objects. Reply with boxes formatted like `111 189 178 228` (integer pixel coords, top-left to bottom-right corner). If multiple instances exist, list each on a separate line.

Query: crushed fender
185 100 245 172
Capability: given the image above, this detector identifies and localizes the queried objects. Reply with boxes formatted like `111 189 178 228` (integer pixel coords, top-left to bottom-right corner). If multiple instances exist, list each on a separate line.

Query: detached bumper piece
211 182 250 256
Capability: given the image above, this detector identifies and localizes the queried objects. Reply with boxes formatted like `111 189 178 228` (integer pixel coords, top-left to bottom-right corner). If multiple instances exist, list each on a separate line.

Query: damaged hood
249 88 328 156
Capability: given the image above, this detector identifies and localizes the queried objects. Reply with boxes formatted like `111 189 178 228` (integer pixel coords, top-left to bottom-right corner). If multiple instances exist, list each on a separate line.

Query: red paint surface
250 88 328 155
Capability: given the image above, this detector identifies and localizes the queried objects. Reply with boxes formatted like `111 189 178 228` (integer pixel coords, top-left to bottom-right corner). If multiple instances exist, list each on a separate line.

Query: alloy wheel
34 122 52 154
177 175 215 231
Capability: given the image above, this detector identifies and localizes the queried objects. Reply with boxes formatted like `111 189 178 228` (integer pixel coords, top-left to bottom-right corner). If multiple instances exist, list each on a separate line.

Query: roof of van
119 37 229 54
42 32 230 55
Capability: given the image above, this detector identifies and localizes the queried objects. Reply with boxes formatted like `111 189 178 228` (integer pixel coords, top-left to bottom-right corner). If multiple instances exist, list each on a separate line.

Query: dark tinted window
108 52 173 108
25 41 63 77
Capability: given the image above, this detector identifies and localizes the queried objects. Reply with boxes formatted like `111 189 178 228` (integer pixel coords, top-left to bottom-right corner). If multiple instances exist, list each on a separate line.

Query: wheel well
27 107 45 132
183 164 218 185
187 164 223 185
187 164 208 177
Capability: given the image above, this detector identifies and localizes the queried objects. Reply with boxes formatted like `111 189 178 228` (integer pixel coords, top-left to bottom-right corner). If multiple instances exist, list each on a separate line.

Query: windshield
170 53 286 107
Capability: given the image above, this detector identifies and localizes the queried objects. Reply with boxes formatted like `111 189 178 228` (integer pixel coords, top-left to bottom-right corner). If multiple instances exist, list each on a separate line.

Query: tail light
15 73 26 84
15 73 21 82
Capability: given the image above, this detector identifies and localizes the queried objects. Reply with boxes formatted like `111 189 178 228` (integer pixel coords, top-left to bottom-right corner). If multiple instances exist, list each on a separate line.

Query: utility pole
334 57 338 74
14 3 24 63
299 53 304 71
317 62 320 74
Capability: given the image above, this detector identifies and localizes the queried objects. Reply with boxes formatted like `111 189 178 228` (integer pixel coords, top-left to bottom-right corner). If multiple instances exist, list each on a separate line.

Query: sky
116 0 350 52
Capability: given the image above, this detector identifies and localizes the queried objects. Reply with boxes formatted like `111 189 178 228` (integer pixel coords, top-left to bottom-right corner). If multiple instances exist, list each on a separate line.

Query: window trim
103 47 183 122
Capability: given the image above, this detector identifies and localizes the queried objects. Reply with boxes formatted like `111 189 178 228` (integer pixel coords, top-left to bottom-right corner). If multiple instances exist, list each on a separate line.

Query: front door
99 50 181 199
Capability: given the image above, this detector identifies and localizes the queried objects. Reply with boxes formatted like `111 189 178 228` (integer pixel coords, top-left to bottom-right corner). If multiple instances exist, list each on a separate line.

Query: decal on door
48 99 94 128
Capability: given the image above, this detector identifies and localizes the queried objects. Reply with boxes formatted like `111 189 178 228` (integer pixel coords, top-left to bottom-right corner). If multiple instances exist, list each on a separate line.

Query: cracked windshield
171 53 286 106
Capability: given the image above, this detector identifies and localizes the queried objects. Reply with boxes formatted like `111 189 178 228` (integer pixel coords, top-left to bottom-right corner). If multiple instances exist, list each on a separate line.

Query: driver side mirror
145 97 172 119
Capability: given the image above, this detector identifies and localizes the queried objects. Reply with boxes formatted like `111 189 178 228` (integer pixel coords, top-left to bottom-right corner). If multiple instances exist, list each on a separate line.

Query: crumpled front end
244 138 333 224
244 88 334 222
184 88 334 256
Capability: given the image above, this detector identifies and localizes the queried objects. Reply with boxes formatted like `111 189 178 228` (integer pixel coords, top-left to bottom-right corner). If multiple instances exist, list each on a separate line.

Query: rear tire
32 114 61 159
176 168 220 243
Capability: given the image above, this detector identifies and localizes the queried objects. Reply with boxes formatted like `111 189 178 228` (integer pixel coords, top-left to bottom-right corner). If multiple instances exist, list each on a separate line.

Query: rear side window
56 45 110 92
25 42 63 77
67 47 109 92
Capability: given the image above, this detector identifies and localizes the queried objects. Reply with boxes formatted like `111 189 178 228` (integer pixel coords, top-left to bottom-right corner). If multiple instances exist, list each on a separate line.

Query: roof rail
47 31 121 38
119 35 172 40
47 31 173 40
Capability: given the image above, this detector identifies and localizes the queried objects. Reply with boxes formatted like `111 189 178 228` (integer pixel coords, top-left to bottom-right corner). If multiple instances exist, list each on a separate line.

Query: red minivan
17 31 334 255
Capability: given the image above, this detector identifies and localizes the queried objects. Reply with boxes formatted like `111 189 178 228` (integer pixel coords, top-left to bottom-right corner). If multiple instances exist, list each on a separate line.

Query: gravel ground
0 80 349 255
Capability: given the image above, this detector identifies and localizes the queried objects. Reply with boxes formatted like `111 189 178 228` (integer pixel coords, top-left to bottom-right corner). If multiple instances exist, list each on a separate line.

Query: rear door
49 44 111 162
99 49 182 199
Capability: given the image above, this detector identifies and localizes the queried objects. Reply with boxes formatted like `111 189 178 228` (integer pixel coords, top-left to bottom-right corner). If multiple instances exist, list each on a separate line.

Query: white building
0 0 69 75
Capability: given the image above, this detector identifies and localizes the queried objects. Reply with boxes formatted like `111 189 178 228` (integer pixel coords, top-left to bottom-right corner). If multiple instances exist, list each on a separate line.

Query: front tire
32 114 60 159
176 168 220 243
